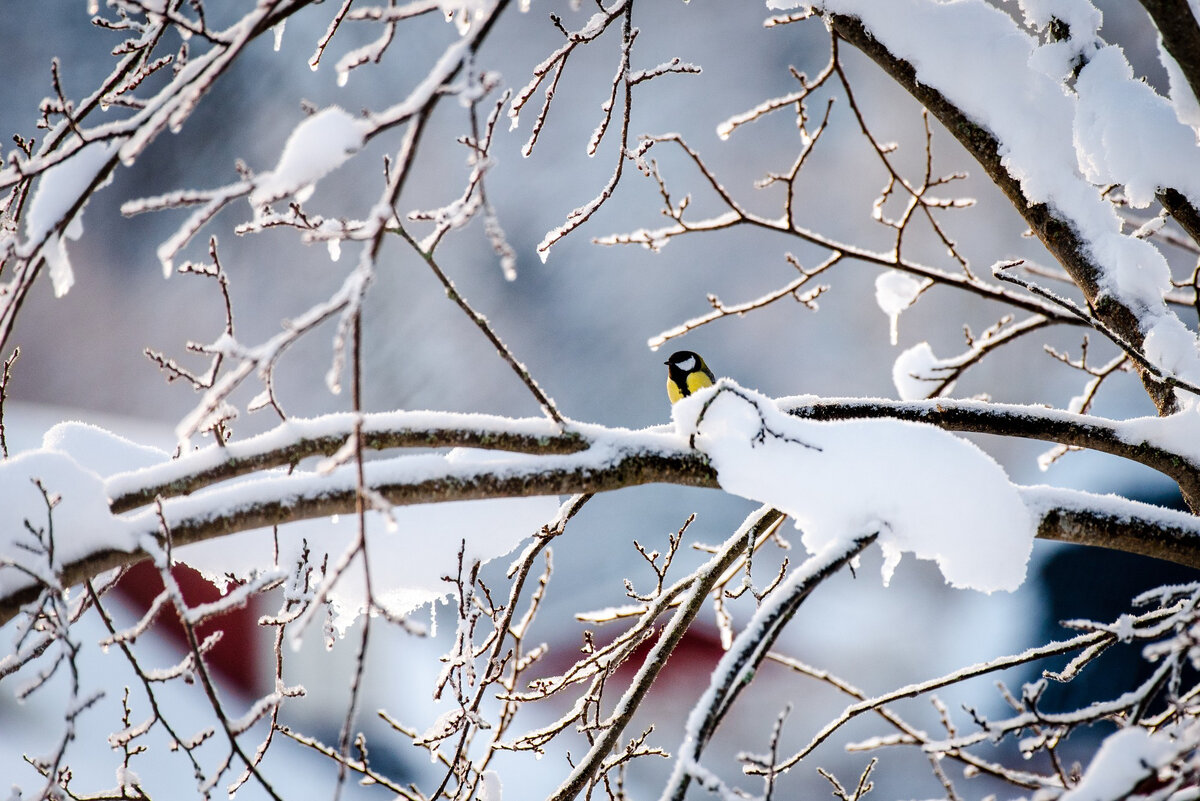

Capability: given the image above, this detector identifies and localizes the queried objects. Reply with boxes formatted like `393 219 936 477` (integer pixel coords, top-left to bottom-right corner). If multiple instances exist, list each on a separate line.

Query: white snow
0 421 171 598
22 138 120 297
891 341 946 400
873 269 927 346
1116 402 1200 466
1073 45 1200 208
248 106 370 210
1060 726 1177 801
673 381 1035 592
807 0 1200 390
0 451 134 598
43 421 169 478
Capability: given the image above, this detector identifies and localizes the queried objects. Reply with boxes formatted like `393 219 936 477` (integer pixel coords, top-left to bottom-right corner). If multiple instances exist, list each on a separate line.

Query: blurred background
2 1 1197 798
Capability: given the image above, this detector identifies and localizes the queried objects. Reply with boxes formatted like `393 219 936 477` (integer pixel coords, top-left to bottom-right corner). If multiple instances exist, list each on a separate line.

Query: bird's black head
665 351 701 371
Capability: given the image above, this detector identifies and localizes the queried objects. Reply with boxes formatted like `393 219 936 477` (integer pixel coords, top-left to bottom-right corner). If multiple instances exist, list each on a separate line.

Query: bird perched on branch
665 350 716 404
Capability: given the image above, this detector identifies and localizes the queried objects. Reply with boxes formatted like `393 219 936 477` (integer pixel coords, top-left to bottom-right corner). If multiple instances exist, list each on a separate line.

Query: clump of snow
42 421 169 478
1073 45 1200 208
891 341 949 401
22 139 120 297
0 449 137 598
1060 726 1178 801
1114 401 1200 466
672 381 1035 592
874 270 927 346
1012 0 1101 33
1020 0 1102 84
1141 316 1200 387
249 106 370 210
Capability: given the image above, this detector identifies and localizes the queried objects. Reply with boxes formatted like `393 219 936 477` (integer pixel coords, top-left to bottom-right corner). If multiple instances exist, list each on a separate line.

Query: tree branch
107 412 588 514
824 11 1180 414
5 422 1200 629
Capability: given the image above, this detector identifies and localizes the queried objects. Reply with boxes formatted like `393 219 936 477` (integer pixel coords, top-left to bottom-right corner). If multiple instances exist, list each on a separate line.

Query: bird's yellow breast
668 370 714 404
687 371 714 394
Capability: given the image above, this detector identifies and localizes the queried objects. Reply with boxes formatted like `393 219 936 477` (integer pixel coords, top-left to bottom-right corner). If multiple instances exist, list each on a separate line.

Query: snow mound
672 381 1035 592
249 106 370 209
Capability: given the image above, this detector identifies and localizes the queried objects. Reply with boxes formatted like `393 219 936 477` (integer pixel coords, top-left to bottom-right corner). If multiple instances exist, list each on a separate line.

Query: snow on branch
6 387 1200 630
674 382 1035 592
783 394 1200 507
0 0 315 353
814 1 1200 414
107 410 587 513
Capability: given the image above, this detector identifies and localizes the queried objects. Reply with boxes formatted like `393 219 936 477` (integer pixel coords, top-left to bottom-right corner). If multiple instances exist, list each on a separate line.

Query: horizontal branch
113 395 1198 519
107 411 588 513
8 404 1200 627
1 439 714 627
1024 486 1200 567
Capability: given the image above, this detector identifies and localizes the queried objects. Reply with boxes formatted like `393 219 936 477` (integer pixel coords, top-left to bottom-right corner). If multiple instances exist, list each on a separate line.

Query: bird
665 350 716 403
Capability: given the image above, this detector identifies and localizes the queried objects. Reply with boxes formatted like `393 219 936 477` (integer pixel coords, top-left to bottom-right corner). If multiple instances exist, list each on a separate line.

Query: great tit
665 350 716 403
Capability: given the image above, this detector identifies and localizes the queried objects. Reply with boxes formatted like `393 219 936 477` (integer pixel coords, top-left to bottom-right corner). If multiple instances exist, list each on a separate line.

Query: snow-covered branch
8 389 1200 632
817 3 1199 415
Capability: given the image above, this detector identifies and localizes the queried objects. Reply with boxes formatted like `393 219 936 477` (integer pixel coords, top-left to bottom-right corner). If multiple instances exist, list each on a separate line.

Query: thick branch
1140 1 1200 129
2 445 716 627
826 11 1179 414
107 412 587 514
7 446 1200 630
1024 486 1200 568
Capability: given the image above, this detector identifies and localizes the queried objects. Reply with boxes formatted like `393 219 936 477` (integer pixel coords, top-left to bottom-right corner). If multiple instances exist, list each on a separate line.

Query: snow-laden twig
546 505 783 801
659 533 877 801
766 598 1184 778
648 254 839 351
107 410 587 513
597 134 1080 324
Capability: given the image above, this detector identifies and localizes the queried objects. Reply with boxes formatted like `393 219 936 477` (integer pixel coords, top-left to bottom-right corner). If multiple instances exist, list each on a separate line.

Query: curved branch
10 402 1200 629
117 392 1200 518
1025 485 1200 567
1 443 716 627
107 412 588 513
824 10 1180 414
